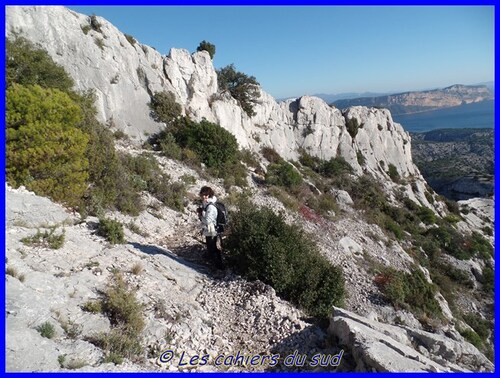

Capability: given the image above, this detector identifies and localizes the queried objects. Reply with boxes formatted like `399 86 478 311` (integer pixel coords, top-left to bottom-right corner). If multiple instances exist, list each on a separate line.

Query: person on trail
197 186 224 269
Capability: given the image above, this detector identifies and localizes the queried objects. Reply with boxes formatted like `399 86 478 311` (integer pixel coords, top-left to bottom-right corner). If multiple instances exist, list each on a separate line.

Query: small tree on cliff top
217 64 261 117
196 40 216 59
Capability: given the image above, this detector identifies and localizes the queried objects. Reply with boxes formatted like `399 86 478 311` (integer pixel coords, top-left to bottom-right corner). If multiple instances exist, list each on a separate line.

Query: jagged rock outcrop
328 307 493 372
6 5 428 190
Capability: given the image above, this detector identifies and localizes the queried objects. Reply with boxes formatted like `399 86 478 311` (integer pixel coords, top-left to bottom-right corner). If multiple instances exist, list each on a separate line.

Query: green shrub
426 226 491 261
387 163 400 182
481 264 494 294
298 149 320 171
217 64 260 117
350 175 387 210
21 227 65 249
94 37 105 50
265 162 303 190
417 206 437 225
424 190 434 204
88 273 145 364
462 313 491 340
81 25 91 35
148 91 182 125
6 266 25 282
98 218 125 244
168 117 240 171
356 151 366 166
459 328 483 350
150 180 186 211
36 321 56 339
319 156 354 178
385 220 404 240
469 232 493 260
306 193 338 217
219 160 249 190
380 267 442 318
82 300 103 314
224 204 344 319
103 273 145 333
239 148 260 168
6 36 148 217
60 319 83 340
180 174 196 185
89 14 102 33
6 37 74 91
445 198 461 215
196 40 216 59
268 186 301 212
345 117 360 138
433 261 473 288
6 84 89 207
482 226 493 236
261 147 283 164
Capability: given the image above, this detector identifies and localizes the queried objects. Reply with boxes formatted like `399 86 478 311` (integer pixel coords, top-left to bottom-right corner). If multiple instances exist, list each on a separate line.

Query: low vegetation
146 116 247 188
86 272 145 364
36 321 56 339
7 36 185 216
148 91 182 125
224 202 345 319
21 227 65 249
345 116 361 139
376 267 442 318
97 218 125 244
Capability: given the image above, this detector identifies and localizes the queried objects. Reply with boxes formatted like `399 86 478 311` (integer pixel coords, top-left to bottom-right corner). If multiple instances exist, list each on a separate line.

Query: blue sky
67 6 493 99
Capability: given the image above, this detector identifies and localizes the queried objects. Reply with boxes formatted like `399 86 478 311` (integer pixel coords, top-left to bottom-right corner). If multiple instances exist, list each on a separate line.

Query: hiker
197 186 224 269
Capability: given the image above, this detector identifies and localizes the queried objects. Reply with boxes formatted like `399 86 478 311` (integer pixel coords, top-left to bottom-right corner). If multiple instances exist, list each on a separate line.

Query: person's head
199 186 214 200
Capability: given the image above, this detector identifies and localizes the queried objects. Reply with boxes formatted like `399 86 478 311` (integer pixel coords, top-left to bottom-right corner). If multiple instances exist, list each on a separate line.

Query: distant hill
310 91 389 104
410 128 494 201
332 84 494 115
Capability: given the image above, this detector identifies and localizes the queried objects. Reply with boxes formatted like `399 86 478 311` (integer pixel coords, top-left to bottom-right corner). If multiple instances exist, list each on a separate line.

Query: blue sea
392 100 494 133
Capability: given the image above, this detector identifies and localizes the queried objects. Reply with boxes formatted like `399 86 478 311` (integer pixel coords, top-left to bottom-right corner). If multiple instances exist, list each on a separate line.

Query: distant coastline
392 100 494 133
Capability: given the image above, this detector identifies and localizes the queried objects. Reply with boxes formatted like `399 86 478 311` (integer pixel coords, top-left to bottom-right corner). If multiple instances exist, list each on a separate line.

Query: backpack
208 202 229 233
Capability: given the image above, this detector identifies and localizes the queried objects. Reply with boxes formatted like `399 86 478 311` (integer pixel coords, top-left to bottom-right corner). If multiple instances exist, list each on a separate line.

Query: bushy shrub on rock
225 204 344 319
6 84 89 207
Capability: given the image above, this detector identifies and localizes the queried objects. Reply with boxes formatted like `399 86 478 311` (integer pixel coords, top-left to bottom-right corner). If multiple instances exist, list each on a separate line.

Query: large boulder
328 307 493 372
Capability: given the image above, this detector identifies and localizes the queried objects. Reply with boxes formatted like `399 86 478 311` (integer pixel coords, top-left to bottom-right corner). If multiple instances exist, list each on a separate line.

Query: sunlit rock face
6 5 430 205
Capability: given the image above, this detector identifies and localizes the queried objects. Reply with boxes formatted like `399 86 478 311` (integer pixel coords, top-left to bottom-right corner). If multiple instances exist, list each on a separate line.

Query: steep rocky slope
6 165 494 372
6 6 425 190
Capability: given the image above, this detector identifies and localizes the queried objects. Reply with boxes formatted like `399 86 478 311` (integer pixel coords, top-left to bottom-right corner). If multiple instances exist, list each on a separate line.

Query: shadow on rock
129 241 224 278
266 324 355 372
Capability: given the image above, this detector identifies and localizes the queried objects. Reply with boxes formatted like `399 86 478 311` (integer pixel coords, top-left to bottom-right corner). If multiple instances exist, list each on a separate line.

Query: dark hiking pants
205 236 224 269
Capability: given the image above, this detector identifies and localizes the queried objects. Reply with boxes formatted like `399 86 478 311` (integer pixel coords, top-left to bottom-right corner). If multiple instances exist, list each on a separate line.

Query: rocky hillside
5 5 495 373
332 85 494 115
410 128 494 201
5 164 495 372
6 6 425 190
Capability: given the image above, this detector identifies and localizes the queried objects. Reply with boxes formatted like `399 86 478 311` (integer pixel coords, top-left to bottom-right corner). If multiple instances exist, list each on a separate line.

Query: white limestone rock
328 307 493 372
6 185 78 228
6 6 427 207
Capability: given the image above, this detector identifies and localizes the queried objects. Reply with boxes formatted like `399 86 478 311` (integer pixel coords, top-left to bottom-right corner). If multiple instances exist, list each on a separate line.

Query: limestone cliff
333 84 494 115
6 5 426 197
